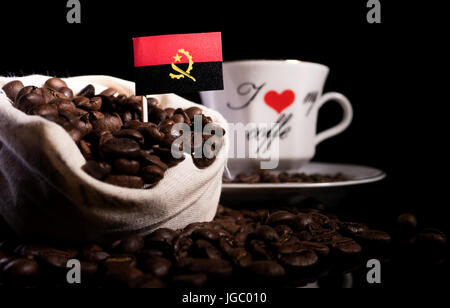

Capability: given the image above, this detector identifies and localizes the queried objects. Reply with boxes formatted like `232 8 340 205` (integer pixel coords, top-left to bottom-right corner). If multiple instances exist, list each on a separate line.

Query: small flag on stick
133 32 223 96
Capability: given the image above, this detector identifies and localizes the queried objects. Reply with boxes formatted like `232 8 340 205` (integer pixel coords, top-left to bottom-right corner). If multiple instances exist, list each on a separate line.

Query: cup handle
314 92 353 145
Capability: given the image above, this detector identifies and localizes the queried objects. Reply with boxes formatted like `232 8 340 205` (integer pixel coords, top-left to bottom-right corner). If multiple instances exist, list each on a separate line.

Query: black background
0 0 448 287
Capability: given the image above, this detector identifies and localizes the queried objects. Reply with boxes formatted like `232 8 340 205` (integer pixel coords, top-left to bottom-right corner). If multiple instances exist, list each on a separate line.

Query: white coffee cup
200 60 353 173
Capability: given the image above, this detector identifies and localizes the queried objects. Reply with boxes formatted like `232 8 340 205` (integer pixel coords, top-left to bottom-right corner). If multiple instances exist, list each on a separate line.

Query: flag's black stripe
135 61 223 95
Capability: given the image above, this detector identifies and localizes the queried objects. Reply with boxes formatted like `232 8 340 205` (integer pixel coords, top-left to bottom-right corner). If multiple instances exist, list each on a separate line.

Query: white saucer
221 162 386 206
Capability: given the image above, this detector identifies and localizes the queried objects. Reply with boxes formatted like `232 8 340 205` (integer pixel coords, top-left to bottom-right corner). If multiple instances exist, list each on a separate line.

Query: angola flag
133 32 223 95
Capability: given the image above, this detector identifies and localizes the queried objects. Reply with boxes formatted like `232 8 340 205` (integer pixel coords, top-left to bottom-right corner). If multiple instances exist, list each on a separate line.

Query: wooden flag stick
142 95 148 122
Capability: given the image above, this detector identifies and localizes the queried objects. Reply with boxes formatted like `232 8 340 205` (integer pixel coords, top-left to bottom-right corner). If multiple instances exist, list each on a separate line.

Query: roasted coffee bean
138 151 168 170
141 256 172 277
293 214 314 231
92 113 123 134
146 228 179 247
77 84 95 98
81 244 110 262
57 86 74 99
279 250 318 268
396 213 418 236
267 211 297 226
298 241 330 257
148 107 168 124
79 140 93 160
68 128 82 144
42 253 69 268
106 265 145 288
184 106 203 121
101 138 141 159
113 158 141 175
100 87 118 97
2 258 40 277
247 260 285 278
2 80 24 101
119 235 145 254
105 175 144 189
340 222 368 236
171 273 208 287
417 228 447 247
139 126 165 146
330 237 362 257
355 230 391 246
192 156 216 169
114 129 145 144
75 96 102 111
254 225 280 243
173 108 191 125
44 77 67 91
192 228 220 242
82 161 112 180
80 261 98 275
16 87 46 112
105 255 137 270
180 258 232 278
140 165 165 184
33 103 58 121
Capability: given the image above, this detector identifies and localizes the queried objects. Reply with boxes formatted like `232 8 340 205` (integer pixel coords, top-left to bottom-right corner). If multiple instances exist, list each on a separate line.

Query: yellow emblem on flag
169 49 196 82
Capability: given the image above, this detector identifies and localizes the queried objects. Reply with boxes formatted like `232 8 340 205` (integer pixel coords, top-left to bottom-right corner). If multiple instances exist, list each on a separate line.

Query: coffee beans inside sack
2 78 225 189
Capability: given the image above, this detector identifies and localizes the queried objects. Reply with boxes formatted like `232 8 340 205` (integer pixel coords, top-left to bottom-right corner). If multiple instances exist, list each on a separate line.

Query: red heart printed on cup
264 90 296 114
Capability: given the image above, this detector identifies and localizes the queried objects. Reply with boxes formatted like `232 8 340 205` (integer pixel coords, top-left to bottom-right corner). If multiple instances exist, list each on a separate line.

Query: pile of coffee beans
2 78 224 188
1 203 445 288
223 169 346 184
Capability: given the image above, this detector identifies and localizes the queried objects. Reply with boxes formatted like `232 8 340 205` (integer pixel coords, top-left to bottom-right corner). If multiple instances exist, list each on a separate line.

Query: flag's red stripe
133 32 222 67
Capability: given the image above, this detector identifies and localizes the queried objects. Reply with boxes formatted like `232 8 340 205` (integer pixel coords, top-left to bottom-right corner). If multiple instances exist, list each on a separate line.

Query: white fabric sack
0 75 228 243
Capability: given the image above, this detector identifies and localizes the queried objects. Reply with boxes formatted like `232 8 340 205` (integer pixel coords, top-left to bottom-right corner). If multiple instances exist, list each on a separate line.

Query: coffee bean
82 161 112 180
100 88 118 97
184 107 203 120
396 213 418 236
105 255 137 270
92 113 123 134
80 261 98 275
101 138 141 159
105 175 144 189
267 211 297 226
298 241 330 257
114 129 145 145
330 237 362 257
113 158 141 175
417 228 447 246
2 80 24 101
119 235 144 254
171 273 208 287
57 86 73 99
75 96 102 111
106 265 145 288
355 230 391 246
340 222 368 236
77 84 95 98
140 165 165 185
141 256 172 277
254 225 279 243
33 103 58 121
44 77 67 91
279 250 318 268
148 107 168 124
2 258 40 277
81 244 110 262
173 108 191 126
138 151 168 171
180 258 233 278
247 260 285 278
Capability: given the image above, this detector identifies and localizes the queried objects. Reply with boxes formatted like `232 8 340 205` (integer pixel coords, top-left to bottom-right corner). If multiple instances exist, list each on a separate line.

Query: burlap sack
0 75 228 243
